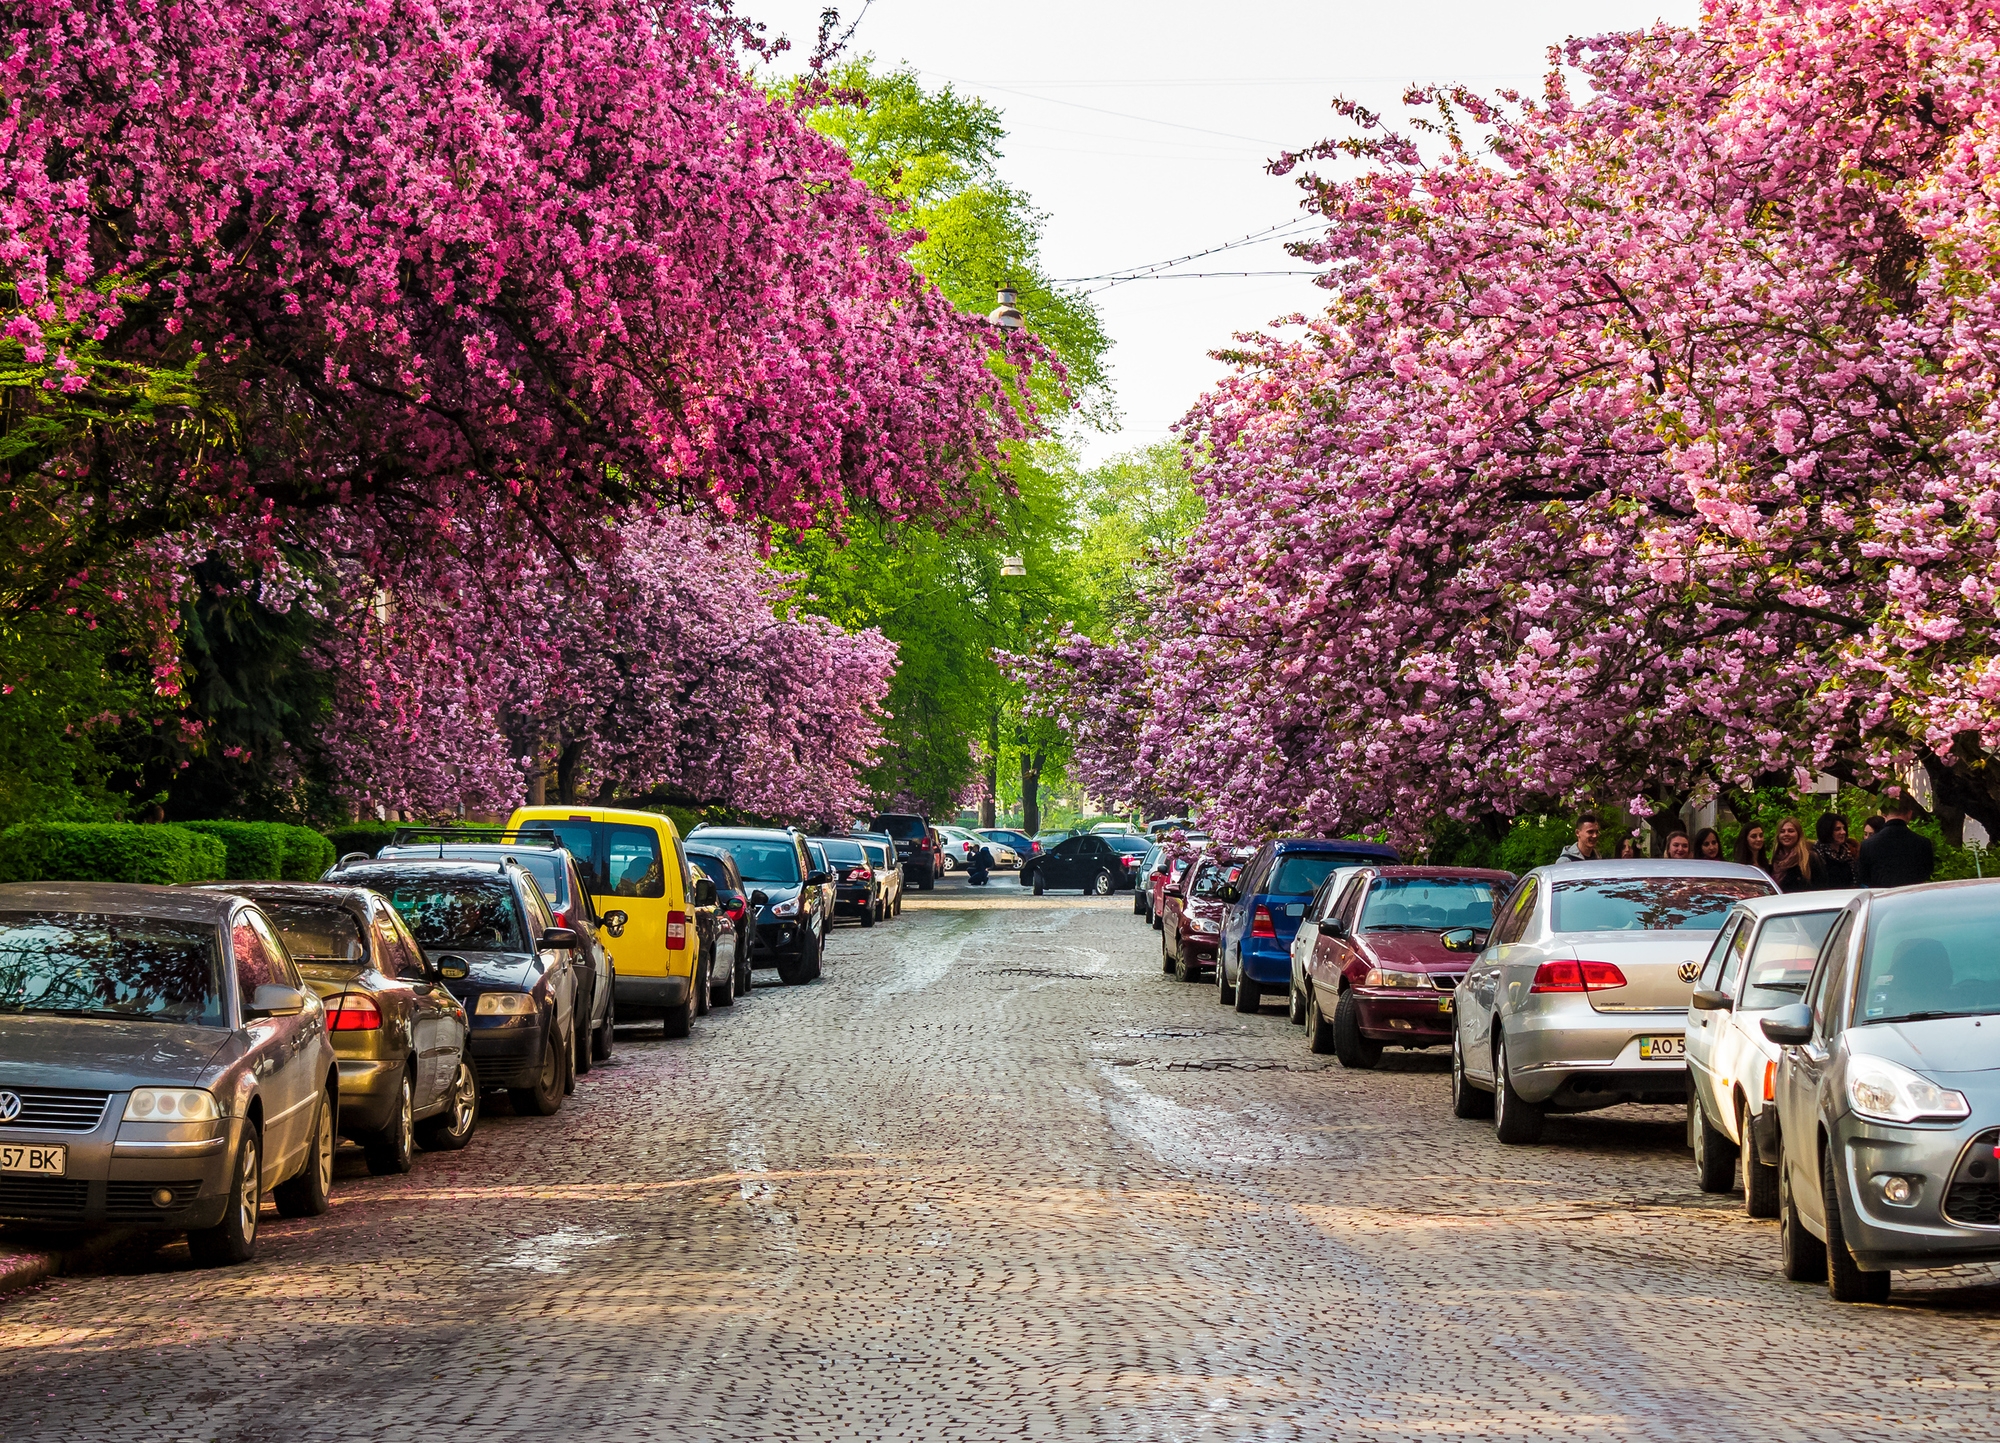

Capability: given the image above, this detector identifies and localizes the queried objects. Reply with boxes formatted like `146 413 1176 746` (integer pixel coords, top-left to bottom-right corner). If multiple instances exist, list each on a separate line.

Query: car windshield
1189 862 1231 901
859 842 891 868
0 911 225 1026
816 839 866 864
1108 837 1151 855
1742 910 1841 1008
1271 854 1365 895
871 816 926 840
262 904 366 963
1359 879 1498 932
1550 876 1771 933
704 838 802 884
367 876 525 952
1855 887 2000 1025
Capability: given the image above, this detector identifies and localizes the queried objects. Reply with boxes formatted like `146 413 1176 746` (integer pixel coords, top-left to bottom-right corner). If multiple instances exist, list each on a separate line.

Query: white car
935 826 987 873
1286 866 1370 1024
1684 889 1858 1216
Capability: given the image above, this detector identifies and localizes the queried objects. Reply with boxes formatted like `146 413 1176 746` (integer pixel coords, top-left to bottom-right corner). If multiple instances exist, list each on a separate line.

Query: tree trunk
1919 740 1994 843
525 769 547 807
1020 748 1046 836
556 741 587 806
980 707 999 829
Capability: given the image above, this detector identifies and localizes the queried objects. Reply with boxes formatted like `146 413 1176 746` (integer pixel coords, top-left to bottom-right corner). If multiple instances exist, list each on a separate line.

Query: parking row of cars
0 805 929 1266
1131 830 2000 1304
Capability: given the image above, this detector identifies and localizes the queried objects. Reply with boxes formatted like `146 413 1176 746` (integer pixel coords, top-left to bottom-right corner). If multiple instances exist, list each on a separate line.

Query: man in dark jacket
1857 796 1936 888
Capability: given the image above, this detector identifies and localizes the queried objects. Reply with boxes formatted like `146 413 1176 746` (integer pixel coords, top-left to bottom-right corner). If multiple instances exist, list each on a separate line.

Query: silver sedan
1447 861 1774 1143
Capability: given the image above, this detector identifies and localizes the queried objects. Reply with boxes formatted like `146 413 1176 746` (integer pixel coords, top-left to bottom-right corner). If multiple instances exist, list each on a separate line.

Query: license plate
0 1143 66 1176
1438 996 1453 1013
1638 1036 1685 1061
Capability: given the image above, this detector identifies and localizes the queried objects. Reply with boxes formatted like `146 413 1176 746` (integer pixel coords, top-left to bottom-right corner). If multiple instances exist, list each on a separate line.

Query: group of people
1559 792 1939 892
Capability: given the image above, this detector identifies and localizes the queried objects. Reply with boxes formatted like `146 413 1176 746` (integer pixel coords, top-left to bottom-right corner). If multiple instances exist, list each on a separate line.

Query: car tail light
667 909 688 950
1251 905 1276 939
844 866 873 881
327 993 382 1030
1529 959 1627 992
1764 1060 1777 1102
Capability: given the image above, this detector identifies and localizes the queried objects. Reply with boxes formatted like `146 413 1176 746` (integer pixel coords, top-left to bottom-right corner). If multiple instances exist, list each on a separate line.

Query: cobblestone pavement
5 881 2000 1441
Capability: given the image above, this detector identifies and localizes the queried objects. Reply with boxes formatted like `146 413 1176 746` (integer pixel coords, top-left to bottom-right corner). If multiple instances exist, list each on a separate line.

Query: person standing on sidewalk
1814 813 1856 888
1858 795 1936 888
1732 822 1771 874
1770 817 1816 892
1558 815 1601 863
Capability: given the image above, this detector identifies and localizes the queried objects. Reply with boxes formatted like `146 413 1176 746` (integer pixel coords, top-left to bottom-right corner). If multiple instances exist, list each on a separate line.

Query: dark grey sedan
1765 878 2000 1302
0 883 341 1265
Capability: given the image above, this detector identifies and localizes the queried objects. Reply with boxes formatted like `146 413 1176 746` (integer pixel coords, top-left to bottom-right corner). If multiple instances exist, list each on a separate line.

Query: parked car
1762 879 2000 1302
376 830 616 1074
1147 817 1194 837
978 828 1037 863
848 832 904 917
1215 840 1401 1012
505 805 709 1039
689 857 723 1014
1090 821 1139 836
1301 866 1515 1066
934 825 982 874
1019 833 1134 895
1032 829 1079 854
331 861 582 1114
812 836 880 927
1159 852 1233 982
687 845 761 1003
870 812 939 891
1145 844 1198 928
1285 866 1371 1022
1135 844 1165 918
0 883 339 1265
1105 834 1151 890
688 827 830 984
1447 861 1774 1143
216 882 477 1171
1684 891 1856 1215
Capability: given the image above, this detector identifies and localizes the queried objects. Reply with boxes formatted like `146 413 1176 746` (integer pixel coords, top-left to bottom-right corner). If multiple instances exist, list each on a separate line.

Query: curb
0 1229 140 1299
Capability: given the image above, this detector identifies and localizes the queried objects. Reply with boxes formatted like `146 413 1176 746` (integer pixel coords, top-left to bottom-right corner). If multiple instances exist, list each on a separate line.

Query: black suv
685 826 830 985
870 813 938 891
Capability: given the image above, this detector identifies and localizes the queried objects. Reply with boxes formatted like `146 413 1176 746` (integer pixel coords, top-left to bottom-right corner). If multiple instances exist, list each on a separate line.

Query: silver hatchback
1447 861 1774 1143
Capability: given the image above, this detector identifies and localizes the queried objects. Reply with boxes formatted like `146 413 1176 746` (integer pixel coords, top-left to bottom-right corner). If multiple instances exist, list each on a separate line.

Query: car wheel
1822 1148 1891 1303
860 901 876 929
1173 937 1200 984
363 1066 416 1176
1233 970 1262 1014
1132 890 1145 915
1331 987 1381 1067
1287 979 1307 1025
512 1018 569 1113
1032 873 1046 896
694 950 712 1018
187 1125 260 1268
1690 1091 1738 1193
1492 1034 1543 1145
737 947 754 998
417 1059 480 1151
1451 1028 1493 1118
712 951 737 1007
1742 1099 1778 1218
893 893 903 915
1304 986 1336 1054
1162 932 1175 974
940 852 956 873
274 1085 336 1217
592 986 615 1062
561 1016 578 1094
1779 1156 1828 1281
1089 870 1113 897
1216 949 1237 1005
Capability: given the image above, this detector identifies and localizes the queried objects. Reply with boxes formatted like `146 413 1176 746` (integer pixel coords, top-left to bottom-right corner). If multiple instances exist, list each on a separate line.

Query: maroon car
1159 852 1232 983
1302 865 1514 1068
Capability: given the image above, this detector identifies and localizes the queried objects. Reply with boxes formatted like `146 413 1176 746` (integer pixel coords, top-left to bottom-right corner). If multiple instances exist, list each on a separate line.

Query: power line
1055 219 1324 285
1079 270 1321 295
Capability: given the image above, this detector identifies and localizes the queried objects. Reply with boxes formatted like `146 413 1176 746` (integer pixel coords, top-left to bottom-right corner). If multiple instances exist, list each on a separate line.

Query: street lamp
1000 555 1026 578
988 286 1024 332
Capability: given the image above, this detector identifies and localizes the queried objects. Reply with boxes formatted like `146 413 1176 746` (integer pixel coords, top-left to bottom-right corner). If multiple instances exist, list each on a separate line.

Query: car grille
0 1175 90 1218
1432 975 1465 991
105 1180 202 1216
0 1088 112 1132
1944 1128 2000 1227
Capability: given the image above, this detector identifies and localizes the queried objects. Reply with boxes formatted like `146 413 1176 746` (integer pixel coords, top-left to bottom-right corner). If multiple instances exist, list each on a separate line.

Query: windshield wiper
1 1005 176 1021
1364 924 1435 932
1863 1010 1978 1027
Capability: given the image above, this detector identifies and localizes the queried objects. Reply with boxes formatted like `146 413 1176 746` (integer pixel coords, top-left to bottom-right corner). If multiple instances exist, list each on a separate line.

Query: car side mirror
1164 886 1183 899
1217 884 1240 905
1439 927 1486 952
692 876 717 907
750 890 770 909
246 983 309 1019
539 926 579 950
1760 1002 1813 1045
1327 918 1352 941
806 870 831 886
599 910 628 939
1691 987 1733 1012
435 955 471 981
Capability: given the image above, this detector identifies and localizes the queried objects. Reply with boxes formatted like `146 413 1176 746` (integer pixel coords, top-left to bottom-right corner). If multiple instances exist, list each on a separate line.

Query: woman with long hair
1770 817 1815 892
1815 813 1855 888
1732 823 1770 873
1616 835 1642 859
1692 828 1723 861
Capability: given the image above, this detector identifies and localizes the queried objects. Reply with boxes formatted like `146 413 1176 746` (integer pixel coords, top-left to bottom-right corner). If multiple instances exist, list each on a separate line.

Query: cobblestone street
5 883 2000 1441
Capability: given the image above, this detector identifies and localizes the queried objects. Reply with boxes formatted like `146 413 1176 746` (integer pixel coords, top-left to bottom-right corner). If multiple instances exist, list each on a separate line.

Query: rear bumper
1503 1002 1688 1106
614 974 691 1015
1353 989 1455 1045
1239 943 1292 987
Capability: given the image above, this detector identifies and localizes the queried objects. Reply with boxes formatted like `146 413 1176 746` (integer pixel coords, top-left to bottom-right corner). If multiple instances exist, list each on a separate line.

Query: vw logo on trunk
0 1092 20 1122
1677 961 1701 983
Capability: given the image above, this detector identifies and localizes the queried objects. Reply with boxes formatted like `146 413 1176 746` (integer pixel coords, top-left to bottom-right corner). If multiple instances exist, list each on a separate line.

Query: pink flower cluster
1025 0 2000 842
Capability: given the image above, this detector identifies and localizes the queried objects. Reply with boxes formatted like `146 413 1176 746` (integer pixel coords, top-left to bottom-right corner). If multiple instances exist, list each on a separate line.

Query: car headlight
123 1087 220 1122
1846 1055 1971 1124
1363 967 1432 989
475 992 536 1016
770 895 799 917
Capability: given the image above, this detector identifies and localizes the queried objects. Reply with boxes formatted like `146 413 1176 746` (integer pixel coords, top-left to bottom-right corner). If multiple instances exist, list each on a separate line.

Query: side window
1054 837 1083 859
247 911 301 988
1240 851 1272 897
1807 913 1854 1040
605 825 665 898
519 876 554 934
1719 920 1755 995
1492 879 1538 946
1697 917 1740 989
232 913 284 1003
1306 875 1336 923
569 861 600 922
377 907 429 979
1335 874 1371 930
543 824 601 892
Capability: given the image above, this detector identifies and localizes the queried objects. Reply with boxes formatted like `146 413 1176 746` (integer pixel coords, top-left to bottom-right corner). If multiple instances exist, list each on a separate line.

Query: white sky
748 0 1701 463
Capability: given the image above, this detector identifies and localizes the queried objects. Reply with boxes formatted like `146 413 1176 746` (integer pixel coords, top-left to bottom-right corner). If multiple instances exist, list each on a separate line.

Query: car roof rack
384 826 563 857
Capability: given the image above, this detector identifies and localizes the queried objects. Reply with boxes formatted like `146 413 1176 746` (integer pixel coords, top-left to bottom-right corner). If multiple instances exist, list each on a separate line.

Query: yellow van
504 806 711 1038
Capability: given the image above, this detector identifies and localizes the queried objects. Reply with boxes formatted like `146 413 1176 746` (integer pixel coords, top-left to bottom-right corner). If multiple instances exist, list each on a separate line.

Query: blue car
1216 839 1400 1012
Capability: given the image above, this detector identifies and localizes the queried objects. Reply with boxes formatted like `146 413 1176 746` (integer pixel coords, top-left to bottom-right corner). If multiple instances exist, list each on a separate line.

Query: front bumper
754 920 809 959
467 1015 551 1089
1831 1116 2000 1270
1502 999 1689 1108
1178 932 1218 964
0 1114 243 1231
1353 988 1455 1046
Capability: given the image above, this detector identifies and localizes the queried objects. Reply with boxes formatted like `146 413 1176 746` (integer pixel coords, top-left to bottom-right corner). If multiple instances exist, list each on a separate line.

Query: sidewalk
0 1229 138 1298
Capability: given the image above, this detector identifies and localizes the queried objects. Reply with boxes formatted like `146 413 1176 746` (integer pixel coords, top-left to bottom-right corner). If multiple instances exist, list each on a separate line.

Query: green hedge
0 822 227 885
179 820 338 881
277 824 335 880
326 824 399 862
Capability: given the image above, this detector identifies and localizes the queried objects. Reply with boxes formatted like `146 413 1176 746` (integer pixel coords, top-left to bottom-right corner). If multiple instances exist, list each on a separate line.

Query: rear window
703 837 802 884
816 839 866 864
1359 878 1498 932
0 911 225 1026
263 904 366 963
605 826 664 899
1108 837 1151 855
1743 910 1841 1009
507 854 570 909
871 815 927 840
1270 854 1352 896
1550 877 1771 933
858 842 891 867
